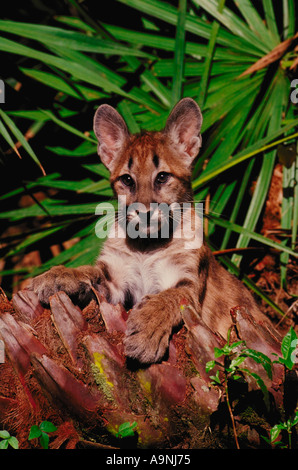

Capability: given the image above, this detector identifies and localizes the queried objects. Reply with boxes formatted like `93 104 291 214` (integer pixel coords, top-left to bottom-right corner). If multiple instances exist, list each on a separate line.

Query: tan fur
31 98 269 364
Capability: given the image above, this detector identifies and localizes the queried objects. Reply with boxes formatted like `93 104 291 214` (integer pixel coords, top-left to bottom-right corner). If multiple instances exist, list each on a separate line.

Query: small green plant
28 421 57 449
206 329 272 401
206 328 273 448
264 409 298 449
207 326 298 449
272 326 298 370
116 421 137 439
0 430 19 449
263 326 298 449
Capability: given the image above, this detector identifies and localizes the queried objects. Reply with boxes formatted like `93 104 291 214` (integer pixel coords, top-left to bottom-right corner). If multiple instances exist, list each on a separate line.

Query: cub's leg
124 284 198 364
30 263 109 306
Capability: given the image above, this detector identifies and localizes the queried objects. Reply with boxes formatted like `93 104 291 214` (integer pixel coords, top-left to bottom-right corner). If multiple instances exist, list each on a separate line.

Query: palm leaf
0 109 45 174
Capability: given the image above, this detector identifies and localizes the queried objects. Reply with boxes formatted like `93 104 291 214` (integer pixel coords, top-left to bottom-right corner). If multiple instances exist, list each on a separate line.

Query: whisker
113 202 228 221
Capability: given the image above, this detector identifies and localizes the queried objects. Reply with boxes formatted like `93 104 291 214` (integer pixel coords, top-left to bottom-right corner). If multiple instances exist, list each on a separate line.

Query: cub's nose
138 209 152 226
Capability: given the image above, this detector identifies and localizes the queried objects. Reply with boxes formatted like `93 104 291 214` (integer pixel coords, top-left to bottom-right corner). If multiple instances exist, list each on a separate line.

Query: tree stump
0 288 292 449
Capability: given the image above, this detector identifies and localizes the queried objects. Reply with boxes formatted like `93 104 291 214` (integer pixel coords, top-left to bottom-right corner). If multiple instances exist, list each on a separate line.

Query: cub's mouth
115 200 202 245
125 204 172 240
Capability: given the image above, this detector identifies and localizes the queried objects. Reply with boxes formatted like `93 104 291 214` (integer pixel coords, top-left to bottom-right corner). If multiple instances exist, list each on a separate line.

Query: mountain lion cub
31 98 269 364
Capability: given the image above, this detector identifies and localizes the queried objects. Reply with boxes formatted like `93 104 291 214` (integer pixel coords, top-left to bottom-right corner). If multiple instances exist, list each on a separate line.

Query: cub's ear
93 104 129 171
164 98 203 164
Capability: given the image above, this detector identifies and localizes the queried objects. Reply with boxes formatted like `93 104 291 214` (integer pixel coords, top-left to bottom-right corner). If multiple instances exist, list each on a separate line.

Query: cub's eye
155 172 170 185
120 174 134 187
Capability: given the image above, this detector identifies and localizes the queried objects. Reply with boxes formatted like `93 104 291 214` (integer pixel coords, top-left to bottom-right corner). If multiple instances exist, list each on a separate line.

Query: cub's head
93 98 202 240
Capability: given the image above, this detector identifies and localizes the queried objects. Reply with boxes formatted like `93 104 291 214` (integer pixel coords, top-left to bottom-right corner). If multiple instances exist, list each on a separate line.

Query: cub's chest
101 248 184 306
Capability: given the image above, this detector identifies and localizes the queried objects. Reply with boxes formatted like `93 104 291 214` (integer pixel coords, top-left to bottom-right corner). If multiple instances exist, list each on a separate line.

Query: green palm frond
0 0 297 314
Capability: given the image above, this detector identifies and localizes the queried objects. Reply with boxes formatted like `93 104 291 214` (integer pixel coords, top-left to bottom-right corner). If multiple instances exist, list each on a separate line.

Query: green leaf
280 326 298 370
232 0 276 47
210 370 221 385
207 215 297 258
232 70 287 266
28 425 42 440
270 424 284 443
192 0 269 52
206 360 216 372
7 226 65 257
117 421 137 438
21 68 107 101
39 421 57 433
7 109 52 121
261 435 272 445
213 340 244 358
231 374 242 381
0 119 21 158
214 347 224 358
117 101 141 134
171 0 187 106
220 159 255 250
262 0 280 43
54 15 97 33
283 0 295 39
106 24 207 58
0 36 127 96
0 431 10 439
39 110 97 144
280 157 295 288
117 0 264 56
29 229 98 275
229 356 246 370
40 432 50 449
242 368 270 410
197 0 226 107
0 109 45 174
292 411 298 427
46 141 97 157
230 341 245 350
192 126 298 189
0 200 99 220
82 163 110 179
7 436 19 449
141 70 171 108
242 349 273 379
0 20 153 58
0 439 8 449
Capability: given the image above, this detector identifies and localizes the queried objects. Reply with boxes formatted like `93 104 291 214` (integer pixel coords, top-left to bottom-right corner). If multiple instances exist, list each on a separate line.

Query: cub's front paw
123 295 175 364
30 265 99 306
